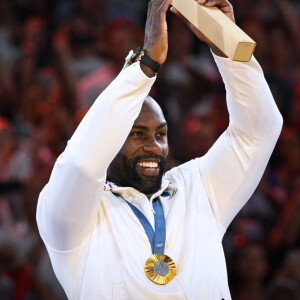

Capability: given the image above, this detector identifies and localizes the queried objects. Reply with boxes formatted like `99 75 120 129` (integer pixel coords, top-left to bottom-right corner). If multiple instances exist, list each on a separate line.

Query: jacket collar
104 176 177 202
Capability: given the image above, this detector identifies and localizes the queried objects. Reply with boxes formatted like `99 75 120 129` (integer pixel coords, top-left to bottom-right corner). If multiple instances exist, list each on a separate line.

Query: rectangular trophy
172 0 256 62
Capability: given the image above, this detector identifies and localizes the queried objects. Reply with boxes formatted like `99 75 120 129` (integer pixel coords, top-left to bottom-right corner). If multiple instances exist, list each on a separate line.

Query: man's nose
143 138 162 154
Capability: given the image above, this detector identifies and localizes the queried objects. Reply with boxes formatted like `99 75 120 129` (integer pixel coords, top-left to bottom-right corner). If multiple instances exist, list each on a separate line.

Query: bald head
141 95 165 121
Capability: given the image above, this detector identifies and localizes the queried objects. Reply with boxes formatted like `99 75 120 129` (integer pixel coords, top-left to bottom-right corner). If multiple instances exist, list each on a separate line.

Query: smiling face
107 96 169 195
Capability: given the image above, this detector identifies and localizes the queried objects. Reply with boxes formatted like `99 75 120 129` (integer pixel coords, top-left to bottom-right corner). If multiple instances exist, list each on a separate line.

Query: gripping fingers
160 0 173 14
198 0 233 11
198 0 230 5
202 0 232 9
198 0 234 22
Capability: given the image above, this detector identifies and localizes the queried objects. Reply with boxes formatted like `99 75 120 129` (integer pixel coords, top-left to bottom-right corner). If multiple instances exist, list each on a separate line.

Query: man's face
107 99 169 195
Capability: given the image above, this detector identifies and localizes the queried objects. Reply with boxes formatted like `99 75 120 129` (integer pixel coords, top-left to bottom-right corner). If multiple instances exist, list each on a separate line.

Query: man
36 0 283 299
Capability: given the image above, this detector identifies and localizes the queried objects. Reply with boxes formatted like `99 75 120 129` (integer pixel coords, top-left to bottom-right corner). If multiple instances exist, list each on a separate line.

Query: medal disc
144 253 176 285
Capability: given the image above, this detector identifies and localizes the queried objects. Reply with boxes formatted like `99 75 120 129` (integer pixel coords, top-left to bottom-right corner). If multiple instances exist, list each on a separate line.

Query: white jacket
37 54 283 299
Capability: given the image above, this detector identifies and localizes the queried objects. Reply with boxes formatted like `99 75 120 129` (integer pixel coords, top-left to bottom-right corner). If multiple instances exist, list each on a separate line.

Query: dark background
0 0 299 299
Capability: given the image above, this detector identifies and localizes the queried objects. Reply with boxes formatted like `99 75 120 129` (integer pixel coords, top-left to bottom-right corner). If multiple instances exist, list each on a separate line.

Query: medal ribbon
125 198 166 254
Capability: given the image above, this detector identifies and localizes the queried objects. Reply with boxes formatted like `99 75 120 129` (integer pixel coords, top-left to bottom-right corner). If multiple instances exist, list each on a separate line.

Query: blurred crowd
0 0 299 299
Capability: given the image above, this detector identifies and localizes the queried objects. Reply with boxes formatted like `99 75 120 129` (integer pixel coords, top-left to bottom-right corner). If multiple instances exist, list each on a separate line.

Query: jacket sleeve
198 54 283 233
36 62 156 251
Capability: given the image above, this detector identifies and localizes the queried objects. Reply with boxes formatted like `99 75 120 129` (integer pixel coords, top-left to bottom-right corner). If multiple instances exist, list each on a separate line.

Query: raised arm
199 54 282 231
172 0 283 232
36 0 173 252
36 64 155 251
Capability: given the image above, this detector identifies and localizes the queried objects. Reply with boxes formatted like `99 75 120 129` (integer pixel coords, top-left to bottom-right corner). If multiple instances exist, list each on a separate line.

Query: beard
107 153 168 195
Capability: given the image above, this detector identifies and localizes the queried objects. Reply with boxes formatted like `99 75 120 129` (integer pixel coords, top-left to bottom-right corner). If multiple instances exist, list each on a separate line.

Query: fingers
198 0 231 6
198 0 229 6
197 0 234 22
143 0 173 65
159 0 173 14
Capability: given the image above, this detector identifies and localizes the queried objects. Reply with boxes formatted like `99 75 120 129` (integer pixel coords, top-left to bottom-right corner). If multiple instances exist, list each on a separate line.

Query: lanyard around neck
116 193 176 285
125 198 166 254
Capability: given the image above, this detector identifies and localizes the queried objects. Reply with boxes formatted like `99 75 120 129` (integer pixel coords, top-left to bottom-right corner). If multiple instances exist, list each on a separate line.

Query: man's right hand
141 0 172 77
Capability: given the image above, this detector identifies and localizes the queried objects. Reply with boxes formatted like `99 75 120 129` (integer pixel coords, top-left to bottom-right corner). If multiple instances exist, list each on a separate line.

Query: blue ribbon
125 198 166 254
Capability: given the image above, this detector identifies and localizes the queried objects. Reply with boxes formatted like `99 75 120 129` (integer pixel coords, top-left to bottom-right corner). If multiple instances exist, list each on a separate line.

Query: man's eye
157 131 167 137
130 131 143 136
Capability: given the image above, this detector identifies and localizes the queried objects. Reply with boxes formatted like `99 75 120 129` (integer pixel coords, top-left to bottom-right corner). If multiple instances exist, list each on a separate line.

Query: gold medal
144 253 176 285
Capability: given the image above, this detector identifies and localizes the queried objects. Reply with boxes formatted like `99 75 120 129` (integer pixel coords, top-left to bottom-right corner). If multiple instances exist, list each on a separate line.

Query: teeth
137 162 158 168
